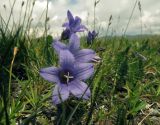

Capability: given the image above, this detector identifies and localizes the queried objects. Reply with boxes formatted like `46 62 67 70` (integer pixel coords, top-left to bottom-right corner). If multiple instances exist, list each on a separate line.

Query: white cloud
51 15 58 21
142 11 153 23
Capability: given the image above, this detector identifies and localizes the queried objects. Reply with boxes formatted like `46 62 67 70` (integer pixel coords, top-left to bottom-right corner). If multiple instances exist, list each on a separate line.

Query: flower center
64 72 74 83
59 70 74 84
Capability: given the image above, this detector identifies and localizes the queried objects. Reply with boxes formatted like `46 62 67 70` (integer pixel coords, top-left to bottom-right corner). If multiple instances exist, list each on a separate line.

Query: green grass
1 0 160 125
1 32 160 125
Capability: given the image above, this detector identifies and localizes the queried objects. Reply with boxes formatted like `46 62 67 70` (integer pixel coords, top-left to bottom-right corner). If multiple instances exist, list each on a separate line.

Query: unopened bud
22 1 24 7
3 4 6 9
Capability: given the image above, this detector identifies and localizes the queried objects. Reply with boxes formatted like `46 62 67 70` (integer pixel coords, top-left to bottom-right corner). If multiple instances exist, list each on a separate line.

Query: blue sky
0 0 160 36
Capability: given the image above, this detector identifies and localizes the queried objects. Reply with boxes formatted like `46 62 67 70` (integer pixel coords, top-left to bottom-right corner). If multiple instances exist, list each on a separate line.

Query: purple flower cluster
61 10 87 40
87 30 98 44
40 10 100 105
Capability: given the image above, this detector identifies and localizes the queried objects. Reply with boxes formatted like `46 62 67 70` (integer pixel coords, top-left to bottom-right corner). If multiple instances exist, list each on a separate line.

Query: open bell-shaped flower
40 50 94 105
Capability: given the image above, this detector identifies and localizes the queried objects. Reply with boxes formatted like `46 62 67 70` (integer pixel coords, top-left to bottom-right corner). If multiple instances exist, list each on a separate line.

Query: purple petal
75 49 96 63
71 17 87 33
69 80 90 99
74 63 94 80
52 84 69 104
68 33 80 53
74 16 81 26
92 30 97 36
60 50 75 69
75 25 88 32
40 67 60 83
62 22 69 28
61 28 71 40
87 32 93 44
67 10 74 25
52 40 67 54
88 31 93 38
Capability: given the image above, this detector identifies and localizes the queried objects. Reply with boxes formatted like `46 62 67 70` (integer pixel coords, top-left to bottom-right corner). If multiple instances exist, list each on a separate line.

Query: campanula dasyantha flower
61 28 71 40
87 30 98 44
53 34 101 63
61 10 87 40
40 50 94 104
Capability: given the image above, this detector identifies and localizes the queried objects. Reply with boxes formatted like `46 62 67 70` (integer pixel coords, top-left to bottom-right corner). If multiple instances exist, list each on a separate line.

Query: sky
0 0 160 36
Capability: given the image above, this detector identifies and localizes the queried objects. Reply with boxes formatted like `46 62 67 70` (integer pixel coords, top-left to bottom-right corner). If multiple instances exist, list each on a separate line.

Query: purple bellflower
53 33 101 63
87 30 98 44
61 28 71 40
61 10 87 40
40 50 94 105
